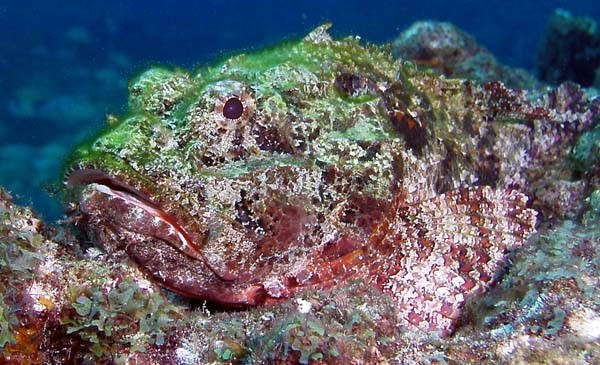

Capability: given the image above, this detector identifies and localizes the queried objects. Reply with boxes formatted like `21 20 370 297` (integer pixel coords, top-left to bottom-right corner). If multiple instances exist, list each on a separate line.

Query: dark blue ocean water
1 1 599 220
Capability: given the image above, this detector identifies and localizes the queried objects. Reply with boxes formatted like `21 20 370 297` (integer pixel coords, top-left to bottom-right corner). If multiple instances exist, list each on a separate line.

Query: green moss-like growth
0 188 44 352
257 313 347 364
469 219 600 343
208 317 248 363
513 221 599 297
182 281 401 365
571 125 600 172
0 297 15 348
129 67 191 116
248 283 400 364
0 192 43 282
583 188 600 225
61 279 183 359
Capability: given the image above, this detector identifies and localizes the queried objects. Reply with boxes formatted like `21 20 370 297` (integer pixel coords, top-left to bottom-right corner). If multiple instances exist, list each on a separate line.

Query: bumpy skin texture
63 24 600 336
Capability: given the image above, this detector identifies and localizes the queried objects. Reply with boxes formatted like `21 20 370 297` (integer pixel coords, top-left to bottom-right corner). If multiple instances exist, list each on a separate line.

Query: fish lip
65 167 238 282
65 167 199 256
65 168 157 208
68 169 270 304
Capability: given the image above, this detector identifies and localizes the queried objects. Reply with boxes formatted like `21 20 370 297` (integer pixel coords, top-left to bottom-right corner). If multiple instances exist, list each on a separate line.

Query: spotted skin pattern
63 25 575 336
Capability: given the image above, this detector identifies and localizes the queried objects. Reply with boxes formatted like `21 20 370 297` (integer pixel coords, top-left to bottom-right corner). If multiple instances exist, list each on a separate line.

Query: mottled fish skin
67 23 600 336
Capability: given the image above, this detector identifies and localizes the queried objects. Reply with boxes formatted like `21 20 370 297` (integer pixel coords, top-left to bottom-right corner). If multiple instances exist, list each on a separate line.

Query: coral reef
1 24 600 364
391 21 540 89
538 9 600 87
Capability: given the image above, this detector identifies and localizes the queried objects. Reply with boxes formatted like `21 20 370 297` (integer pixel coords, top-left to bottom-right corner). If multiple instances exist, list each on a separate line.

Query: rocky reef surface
391 21 541 90
538 9 600 88
1 24 600 364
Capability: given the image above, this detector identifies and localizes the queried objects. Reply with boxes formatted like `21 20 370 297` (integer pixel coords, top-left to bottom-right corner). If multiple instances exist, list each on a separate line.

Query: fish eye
222 97 244 119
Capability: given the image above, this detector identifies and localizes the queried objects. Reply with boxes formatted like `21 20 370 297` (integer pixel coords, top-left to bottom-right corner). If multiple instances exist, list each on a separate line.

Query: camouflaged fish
64 24 592 336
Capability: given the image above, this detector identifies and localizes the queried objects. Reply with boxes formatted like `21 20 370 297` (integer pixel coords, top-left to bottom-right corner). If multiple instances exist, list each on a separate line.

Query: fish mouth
64 167 236 282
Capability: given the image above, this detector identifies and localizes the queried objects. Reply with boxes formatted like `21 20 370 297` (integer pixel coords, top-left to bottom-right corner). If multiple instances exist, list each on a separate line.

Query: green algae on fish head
61 24 541 335
62 23 420 304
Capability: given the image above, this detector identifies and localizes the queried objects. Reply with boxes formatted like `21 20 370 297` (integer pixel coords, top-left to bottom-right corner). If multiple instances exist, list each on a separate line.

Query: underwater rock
2 24 600 363
538 9 600 87
391 21 540 89
459 219 600 364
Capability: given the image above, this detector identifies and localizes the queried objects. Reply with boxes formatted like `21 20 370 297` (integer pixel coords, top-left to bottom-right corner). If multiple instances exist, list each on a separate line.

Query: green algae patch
62 279 183 358
0 297 16 348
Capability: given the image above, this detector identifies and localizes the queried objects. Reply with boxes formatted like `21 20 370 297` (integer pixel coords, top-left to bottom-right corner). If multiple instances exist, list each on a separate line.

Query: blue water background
1 1 599 220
